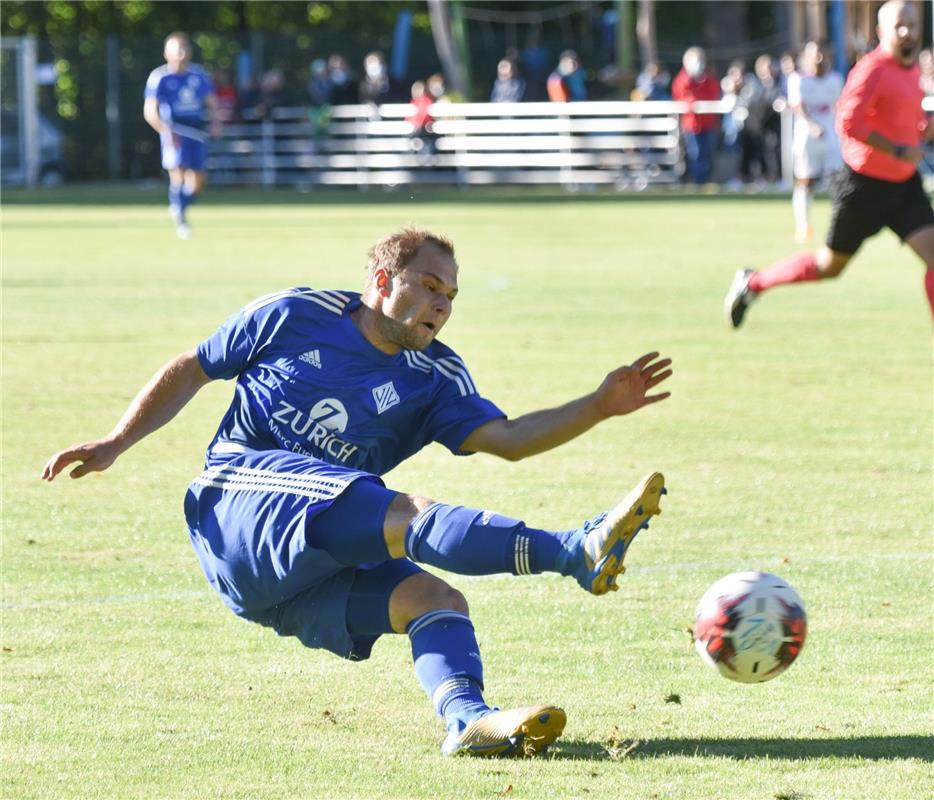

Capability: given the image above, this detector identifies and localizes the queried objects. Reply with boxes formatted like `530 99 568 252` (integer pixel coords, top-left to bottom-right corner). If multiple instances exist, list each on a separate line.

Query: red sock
748 252 820 293
925 270 934 318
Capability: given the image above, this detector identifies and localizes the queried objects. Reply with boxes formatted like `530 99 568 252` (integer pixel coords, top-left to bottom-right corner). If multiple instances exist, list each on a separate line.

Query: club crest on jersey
372 381 400 414
271 398 357 462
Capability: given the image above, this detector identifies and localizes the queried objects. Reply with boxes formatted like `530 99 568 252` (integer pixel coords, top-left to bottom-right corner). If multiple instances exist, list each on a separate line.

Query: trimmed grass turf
2 188 932 799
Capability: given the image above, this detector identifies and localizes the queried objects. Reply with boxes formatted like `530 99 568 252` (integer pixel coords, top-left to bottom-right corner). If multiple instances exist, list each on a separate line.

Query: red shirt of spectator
671 69 721 133
406 82 435 132
836 46 925 181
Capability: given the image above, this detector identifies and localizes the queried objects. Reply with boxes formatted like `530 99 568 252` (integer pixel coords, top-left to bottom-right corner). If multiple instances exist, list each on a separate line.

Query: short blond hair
365 227 455 287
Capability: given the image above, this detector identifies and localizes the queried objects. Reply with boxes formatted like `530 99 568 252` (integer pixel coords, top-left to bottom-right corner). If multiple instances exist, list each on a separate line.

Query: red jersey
836 46 925 181
671 69 721 133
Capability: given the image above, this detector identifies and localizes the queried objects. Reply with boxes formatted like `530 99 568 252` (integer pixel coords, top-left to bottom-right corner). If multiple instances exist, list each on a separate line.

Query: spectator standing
491 59 526 103
725 0 934 327
787 42 844 242
360 51 404 105
633 61 671 101
671 47 720 184
308 58 332 106
255 69 286 120
328 54 359 105
406 80 437 153
719 61 748 185
521 31 550 100
547 50 587 102
778 51 798 97
740 55 782 184
212 70 239 124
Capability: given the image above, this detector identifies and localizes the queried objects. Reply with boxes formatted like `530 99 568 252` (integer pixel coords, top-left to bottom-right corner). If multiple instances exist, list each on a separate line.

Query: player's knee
816 248 849 279
389 572 469 632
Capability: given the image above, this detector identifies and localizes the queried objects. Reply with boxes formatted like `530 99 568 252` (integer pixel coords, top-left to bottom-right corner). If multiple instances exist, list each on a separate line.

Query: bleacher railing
207 99 744 189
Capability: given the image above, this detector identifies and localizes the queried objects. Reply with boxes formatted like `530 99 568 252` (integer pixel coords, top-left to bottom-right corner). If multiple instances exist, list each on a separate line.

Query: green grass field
3 188 932 799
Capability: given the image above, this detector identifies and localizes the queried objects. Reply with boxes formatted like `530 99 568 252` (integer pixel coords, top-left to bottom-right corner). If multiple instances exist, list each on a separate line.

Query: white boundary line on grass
2 551 929 611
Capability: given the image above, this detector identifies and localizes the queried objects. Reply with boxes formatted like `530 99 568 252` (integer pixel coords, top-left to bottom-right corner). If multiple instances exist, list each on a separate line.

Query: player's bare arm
42 349 211 481
462 351 672 461
143 96 167 135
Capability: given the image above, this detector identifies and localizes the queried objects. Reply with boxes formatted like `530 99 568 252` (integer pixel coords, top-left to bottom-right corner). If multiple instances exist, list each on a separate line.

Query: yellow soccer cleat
558 471 666 595
441 705 567 757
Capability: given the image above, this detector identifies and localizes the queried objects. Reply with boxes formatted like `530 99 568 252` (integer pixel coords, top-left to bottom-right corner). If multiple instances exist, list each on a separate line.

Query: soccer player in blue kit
43 228 672 757
143 32 220 240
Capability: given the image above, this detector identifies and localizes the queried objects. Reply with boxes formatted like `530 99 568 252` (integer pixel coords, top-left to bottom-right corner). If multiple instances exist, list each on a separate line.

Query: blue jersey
197 288 505 475
144 63 214 128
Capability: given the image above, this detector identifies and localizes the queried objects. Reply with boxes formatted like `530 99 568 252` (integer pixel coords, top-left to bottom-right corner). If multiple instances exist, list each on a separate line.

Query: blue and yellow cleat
441 705 566 758
559 471 666 595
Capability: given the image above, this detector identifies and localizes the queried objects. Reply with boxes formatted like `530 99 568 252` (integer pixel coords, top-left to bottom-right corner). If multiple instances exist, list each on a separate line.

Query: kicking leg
347 563 565 757
311 473 666 594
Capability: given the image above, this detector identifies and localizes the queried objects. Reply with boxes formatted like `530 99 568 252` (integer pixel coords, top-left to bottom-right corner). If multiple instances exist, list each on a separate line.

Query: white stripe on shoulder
436 356 477 395
403 350 433 374
242 288 302 314
402 349 477 396
242 288 349 316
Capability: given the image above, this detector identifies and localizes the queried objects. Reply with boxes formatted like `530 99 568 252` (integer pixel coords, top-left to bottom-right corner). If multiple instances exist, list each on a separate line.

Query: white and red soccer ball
693 571 807 684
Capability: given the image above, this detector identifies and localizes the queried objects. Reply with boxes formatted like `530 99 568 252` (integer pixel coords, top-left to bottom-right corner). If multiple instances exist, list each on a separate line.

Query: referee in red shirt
725 0 934 327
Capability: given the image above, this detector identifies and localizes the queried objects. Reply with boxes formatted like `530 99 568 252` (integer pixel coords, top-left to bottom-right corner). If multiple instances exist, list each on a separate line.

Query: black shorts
826 165 934 254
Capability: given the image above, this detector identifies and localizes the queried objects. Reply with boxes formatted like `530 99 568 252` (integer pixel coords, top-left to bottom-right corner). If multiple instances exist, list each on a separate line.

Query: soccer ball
693 571 807 684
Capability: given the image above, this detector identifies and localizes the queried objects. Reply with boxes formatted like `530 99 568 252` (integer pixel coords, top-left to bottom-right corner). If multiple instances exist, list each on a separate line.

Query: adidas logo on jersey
299 349 322 368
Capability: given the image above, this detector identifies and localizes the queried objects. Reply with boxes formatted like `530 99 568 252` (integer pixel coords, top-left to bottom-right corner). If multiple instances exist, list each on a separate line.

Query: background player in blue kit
143 32 220 240
43 227 672 758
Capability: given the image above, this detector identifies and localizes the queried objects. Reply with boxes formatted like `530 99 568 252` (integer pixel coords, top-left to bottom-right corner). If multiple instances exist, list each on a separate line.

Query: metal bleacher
206 100 713 189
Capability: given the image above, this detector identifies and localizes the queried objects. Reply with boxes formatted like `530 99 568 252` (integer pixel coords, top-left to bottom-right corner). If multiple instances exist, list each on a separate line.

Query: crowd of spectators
208 40 934 188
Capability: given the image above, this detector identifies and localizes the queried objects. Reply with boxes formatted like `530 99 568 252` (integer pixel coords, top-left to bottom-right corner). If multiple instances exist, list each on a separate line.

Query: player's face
164 38 191 69
377 244 458 351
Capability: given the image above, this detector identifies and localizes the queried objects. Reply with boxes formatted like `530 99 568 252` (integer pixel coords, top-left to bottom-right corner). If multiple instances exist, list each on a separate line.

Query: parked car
0 109 64 185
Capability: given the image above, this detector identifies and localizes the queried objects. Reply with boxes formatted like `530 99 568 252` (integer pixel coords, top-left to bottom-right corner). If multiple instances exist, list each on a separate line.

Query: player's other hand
594 352 672 418
41 439 121 481
808 122 824 138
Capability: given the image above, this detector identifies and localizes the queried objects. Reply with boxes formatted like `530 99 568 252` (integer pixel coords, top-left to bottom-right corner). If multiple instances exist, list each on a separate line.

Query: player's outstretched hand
595 352 672 418
41 439 121 482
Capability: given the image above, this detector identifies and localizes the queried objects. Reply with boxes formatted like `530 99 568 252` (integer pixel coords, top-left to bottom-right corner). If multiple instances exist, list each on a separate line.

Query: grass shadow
550 735 934 762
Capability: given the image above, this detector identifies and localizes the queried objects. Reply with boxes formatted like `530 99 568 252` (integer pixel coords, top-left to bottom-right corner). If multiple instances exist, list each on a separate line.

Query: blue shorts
184 449 421 660
161 130 207 171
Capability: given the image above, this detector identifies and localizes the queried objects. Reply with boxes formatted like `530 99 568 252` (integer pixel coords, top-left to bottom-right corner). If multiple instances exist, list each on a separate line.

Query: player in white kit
787 42 844 243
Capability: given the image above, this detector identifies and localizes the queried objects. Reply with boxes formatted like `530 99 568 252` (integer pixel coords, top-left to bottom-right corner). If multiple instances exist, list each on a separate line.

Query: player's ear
375 268 392 298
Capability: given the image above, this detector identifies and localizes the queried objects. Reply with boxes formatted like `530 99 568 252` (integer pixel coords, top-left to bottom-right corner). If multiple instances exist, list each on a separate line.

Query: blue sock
179 186 196 215
168 184 181 214
405 503 577 576
408 610 489 732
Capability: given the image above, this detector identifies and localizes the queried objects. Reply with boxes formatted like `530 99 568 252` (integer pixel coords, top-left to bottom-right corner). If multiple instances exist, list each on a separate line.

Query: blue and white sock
179 186 196 216
408 610 489 733
405 502 576 576
168 184 182 217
